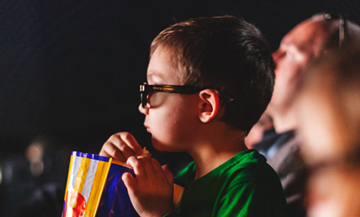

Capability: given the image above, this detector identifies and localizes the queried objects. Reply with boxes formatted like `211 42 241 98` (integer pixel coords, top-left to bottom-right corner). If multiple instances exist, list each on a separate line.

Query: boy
100 15 287 216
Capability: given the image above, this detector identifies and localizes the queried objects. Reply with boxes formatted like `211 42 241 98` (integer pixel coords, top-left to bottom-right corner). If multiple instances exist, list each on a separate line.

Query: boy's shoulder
175 149 277 184
219 149 280 183
173 149 287 217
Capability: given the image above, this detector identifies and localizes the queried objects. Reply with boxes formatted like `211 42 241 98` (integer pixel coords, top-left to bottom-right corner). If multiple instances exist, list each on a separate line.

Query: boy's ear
198 89 221 123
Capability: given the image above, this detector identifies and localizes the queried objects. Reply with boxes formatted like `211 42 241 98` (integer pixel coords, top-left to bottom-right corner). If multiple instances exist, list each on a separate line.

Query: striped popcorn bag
62 152 114 217
62 151 184 217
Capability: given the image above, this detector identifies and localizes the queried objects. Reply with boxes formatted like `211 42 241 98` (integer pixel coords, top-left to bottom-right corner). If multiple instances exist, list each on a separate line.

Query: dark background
0 0 360 215
1 0 360 157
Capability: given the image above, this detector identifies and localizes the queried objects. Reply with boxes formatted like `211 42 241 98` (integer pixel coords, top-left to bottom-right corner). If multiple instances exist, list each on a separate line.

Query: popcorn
137 147 150 158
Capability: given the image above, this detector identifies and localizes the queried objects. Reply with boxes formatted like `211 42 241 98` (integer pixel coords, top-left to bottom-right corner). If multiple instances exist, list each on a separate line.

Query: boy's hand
123 156 174 217
99 132 145 162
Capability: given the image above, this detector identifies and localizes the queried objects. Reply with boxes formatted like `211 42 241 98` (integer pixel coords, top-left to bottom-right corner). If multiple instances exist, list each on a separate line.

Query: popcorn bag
62 151 184 217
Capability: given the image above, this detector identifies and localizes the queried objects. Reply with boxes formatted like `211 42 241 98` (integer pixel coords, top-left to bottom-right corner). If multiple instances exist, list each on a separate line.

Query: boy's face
139 46 201 152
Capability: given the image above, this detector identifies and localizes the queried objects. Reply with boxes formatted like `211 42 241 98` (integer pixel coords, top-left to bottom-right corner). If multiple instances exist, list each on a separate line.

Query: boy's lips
144 124 150 133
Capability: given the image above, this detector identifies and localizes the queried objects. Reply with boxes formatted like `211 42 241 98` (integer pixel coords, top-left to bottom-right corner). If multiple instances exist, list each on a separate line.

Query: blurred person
253 13 360 217
15 182 65 217
295 40 360 217
0 135 70 217
245 112 274 149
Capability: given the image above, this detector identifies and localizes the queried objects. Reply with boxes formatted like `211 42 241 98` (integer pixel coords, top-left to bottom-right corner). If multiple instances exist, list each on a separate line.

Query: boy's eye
148 91 168 108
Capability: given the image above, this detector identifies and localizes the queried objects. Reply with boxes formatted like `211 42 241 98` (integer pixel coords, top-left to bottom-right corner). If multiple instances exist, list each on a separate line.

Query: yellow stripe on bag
112 159 131 168
64 155 74 200
84 158 112 217
74 157 91 194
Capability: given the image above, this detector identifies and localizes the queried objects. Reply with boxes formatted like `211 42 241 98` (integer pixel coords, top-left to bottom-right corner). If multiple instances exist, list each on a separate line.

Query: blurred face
295 82 351 164
296 82 360 217
306 166 360 217
268 20 325 115
139 46 200 152
245 113 273 148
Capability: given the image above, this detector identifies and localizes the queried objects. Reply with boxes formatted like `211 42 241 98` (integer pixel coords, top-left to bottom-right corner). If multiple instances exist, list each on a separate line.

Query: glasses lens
148 91 168 108
140 90 167 108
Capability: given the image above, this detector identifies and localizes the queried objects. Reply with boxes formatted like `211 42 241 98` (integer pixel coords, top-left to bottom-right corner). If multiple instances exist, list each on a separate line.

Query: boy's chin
151 138 169 151
151 137 178 152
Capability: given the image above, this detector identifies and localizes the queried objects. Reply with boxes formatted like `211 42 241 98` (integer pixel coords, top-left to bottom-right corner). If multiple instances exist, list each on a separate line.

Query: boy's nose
138 103 149 115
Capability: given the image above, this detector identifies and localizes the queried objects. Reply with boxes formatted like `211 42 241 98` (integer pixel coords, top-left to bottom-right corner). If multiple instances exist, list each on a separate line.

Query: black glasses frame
324 12 347 47
139 83 234 108
339 13 347 47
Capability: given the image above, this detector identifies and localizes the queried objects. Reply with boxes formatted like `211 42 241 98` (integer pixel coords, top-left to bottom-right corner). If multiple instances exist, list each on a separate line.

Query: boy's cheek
150 131 174 152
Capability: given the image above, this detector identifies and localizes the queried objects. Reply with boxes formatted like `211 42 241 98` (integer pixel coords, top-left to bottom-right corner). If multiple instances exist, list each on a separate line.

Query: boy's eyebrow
147 70 166 83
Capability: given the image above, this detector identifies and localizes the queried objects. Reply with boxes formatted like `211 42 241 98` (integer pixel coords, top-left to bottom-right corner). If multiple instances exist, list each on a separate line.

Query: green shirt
167 150 288 217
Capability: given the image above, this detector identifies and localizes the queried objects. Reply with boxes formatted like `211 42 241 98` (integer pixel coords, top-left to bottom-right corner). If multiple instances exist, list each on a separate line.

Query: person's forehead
147 69 166 83
282 20 326 53
147 46 182 84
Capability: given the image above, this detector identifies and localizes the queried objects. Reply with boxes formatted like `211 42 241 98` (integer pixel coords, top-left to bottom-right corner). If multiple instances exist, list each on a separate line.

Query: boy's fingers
108 133 138 159
151 158 164 173
99 132 144 161
99 143 126 162
127 156 146 176
119 132 144 156
116 142 137 159
138 157 157 175
122 172 136 189
162 164 174 185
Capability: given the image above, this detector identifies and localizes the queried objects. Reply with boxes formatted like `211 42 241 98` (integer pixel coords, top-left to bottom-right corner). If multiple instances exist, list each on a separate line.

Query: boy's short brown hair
150 15 275 131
